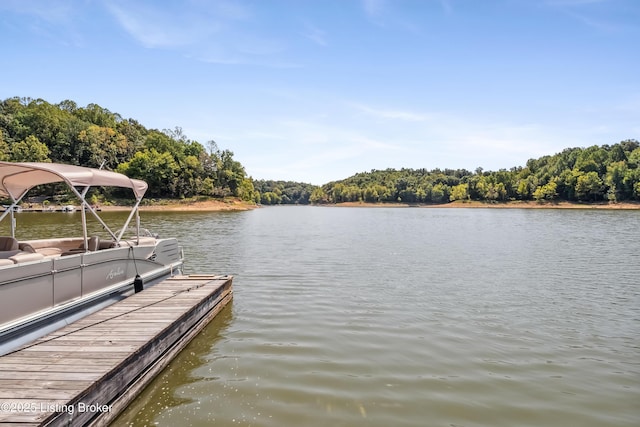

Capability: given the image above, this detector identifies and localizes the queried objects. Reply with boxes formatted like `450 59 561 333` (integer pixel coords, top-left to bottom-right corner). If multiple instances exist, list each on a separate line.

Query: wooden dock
0 274 233 427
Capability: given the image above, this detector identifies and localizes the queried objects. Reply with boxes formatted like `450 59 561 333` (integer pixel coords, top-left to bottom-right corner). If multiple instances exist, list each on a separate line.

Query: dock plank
0 274 232 427
0 371 102 381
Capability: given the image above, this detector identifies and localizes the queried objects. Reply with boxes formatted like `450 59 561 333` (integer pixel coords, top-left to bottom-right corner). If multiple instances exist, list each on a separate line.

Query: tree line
2 97 638 206
253 180 316 205
309 140 640 204
0 97 256 202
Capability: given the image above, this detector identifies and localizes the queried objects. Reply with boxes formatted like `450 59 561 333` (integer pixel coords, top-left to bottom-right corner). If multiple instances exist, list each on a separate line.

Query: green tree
116 119 147 150
609 144 627 163
261 191 282 204
533 181 558 201
0 132 9 161
430 183 449 203
75 103 119 128
253 180 316 204
516 176 535 200
623 168 640 200
628 147 640 168
9 98 88 164
574 145 608 175
11 135 50 162
77 125 132 169
605 161 628 201
310 187 329 204
117 149 179 198
237 177 256 201
575 171 604 201
493 182 507 201
216 149 247 197
449 183 468 201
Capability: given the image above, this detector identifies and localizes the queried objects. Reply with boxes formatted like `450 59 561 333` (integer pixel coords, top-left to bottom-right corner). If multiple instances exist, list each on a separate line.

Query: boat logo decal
107 267 125 280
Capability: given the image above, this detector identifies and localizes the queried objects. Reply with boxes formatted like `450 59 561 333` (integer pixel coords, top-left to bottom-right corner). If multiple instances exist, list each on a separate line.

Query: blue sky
1 0 638 184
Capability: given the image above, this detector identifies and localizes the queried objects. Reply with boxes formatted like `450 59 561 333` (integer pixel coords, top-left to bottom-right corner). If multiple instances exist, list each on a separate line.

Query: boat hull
0 238 183 355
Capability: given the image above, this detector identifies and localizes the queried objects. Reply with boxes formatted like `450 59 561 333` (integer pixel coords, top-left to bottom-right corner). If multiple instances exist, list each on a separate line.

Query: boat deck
0 274 233 427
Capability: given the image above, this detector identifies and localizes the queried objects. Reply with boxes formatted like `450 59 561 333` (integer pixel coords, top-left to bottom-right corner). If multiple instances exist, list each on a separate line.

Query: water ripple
108 207 640 427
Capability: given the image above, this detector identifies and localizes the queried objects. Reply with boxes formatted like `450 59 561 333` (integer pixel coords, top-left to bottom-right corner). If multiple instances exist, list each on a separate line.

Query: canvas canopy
0 162 148 201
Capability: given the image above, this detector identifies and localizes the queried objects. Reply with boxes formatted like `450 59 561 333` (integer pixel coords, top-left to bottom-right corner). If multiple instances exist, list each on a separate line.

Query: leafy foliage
253 180 316 205
0 97 256 202
311 141 640 204
2 97 638 206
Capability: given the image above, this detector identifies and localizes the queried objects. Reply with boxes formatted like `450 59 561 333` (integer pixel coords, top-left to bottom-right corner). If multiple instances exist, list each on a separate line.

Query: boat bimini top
0 161 149 246
0 162 147 200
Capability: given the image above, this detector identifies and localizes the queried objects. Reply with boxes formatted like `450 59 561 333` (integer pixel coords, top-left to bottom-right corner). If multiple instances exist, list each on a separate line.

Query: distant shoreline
39 199 639 212
101 199 257 212
331 200 640 209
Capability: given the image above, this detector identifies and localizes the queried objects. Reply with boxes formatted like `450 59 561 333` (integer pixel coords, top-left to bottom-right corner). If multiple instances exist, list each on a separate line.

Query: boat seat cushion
9 252 45 263
0 236 19 251
99 240 117 249
0 251 45 264
87 236 100 251
0 249 21 259
18 242 36 253
35 247 63 256
76 236 100 252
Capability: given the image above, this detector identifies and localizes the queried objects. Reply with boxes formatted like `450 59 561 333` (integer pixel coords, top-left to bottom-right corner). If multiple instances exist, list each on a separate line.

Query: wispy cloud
208 97 566 183
360 0 444 33
183 89 618 183
274 118 401 151
104 0 293 66
541 0 636 32
544 0 611 5
302 22 328 46
362 0 452 19
104 1 222 48
362 0 386 18
567 12 622 32
439 0 454 14
192 50 301 68
0 0 74 24
351 103 434 122
345 101 566 170
201 112 407 183
0 0 84 45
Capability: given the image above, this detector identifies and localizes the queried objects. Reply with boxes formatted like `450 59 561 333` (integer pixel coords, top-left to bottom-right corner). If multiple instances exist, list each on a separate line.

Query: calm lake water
6 207 640 426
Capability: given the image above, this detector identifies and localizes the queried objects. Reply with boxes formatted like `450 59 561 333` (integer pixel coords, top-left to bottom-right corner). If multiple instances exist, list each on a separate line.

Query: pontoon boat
0 162 184 355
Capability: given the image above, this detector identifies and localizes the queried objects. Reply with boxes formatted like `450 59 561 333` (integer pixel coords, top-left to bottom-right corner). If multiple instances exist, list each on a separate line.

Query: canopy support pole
0 191 26 238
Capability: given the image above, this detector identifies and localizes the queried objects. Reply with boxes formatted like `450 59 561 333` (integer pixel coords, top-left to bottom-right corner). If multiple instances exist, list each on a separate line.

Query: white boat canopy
0 162 150 243
0 162 147 201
